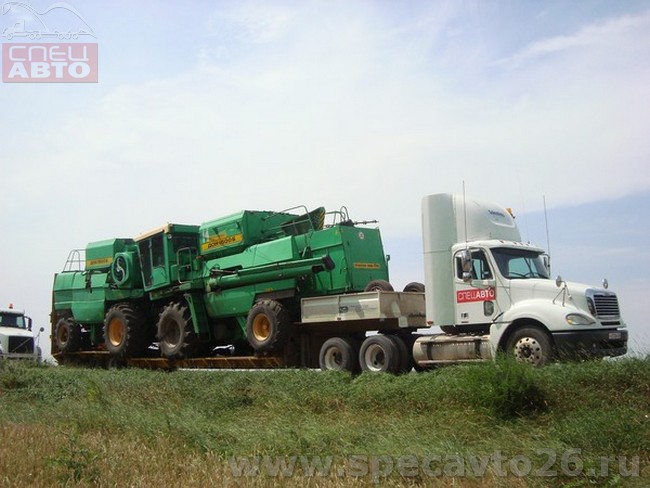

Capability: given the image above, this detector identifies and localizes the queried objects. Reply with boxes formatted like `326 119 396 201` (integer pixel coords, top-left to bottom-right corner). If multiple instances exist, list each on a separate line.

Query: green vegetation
0 357 648 487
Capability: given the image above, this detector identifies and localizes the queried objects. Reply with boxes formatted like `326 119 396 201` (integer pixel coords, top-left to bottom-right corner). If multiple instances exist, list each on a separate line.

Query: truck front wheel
506 326 553 366
246 300 290 354
319 337 359 373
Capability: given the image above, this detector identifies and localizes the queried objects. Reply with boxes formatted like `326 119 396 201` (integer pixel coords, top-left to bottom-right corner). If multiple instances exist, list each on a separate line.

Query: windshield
0 312 27 329
491 247 550 280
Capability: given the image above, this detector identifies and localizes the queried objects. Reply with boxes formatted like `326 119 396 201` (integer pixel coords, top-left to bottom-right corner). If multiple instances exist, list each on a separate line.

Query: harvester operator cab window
138 235 165 287
456 250 493 281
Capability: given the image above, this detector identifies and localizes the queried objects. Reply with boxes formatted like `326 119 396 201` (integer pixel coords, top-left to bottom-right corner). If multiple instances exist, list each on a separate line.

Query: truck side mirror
26 316 33 331
459 250 473 283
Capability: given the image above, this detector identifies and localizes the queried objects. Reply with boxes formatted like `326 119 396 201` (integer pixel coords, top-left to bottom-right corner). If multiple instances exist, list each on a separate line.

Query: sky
1 1 649 357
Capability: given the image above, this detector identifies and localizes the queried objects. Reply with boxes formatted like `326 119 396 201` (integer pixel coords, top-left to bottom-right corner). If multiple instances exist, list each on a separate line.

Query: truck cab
421 193 627 365
0 306 42 360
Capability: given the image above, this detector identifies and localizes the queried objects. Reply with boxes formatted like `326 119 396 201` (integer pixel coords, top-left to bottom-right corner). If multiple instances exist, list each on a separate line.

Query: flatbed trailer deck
53 291 427 370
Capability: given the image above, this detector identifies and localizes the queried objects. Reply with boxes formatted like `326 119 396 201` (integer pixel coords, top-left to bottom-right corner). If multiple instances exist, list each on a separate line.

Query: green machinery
51 206 390 362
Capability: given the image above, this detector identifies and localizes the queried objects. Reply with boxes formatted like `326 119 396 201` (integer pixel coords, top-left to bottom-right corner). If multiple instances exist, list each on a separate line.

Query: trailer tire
364 280 394 292
387 334 412 373
359 335 401 373
103 303 150 358
403 282 425 293
319 337 359 373
157 302 199 359
506 326 553 367
54 317 82 353
246 300 290 354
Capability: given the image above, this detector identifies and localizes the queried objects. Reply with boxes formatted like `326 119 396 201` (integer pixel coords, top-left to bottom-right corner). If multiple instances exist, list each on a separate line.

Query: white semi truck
307 193 627 371
0 305 43 361
53 193 627 371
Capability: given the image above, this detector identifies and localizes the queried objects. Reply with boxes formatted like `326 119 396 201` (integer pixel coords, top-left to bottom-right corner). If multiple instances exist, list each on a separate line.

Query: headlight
566 313 596 326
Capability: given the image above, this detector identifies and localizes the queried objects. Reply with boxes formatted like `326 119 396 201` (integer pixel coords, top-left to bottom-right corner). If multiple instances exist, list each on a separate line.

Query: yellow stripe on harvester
86 257 113 267
354 262 380 269
201 233 244 251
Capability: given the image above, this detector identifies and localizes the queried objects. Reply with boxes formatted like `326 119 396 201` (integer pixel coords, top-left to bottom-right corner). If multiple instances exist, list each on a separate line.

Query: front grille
593 293 620 318
8 336 34 354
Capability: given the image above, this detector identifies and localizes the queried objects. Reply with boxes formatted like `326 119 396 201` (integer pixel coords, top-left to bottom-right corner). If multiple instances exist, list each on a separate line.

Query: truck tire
364 280 394 292
103 303 150 358
506 326 553 366
403 282 425 293
157 302 199 359
387 334 412 373
246 300 290 354
54 317 82 353
359 335 401 373
319 337 359 373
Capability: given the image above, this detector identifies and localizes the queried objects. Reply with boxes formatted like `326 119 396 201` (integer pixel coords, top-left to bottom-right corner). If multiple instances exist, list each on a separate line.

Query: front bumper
552 329 628 359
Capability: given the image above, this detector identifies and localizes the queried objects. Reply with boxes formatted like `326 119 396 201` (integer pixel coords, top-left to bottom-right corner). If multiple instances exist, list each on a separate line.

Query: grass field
0 357 648 487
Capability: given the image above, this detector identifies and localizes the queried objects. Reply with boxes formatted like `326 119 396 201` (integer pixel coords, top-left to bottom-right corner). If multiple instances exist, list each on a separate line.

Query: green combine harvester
51 206 390 364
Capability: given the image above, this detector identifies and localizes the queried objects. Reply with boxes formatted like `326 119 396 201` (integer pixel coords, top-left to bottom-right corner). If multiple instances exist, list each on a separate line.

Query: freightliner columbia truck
51 194 627 371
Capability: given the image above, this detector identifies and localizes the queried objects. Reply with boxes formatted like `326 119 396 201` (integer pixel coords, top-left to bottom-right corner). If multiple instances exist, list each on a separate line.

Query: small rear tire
364 280 394 292
54 317 82 353
157 302 199 359
246 300 290 354
403 282 425 293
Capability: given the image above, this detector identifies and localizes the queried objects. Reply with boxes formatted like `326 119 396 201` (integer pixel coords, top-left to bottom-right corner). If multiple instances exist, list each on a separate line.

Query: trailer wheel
364 280 394 292
157 302 199 359
506 326 553 367
54 317 82 353
403 282 425 293
359 335 401 373
246 300 290 353
103 303 150 358
387 334 413 373
319 337 359 373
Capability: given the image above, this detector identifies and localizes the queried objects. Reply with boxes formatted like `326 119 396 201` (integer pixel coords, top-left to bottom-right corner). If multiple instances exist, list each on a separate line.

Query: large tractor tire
505 326 553 367
54 317 82 353
246 300 290 354
157 302 199 359
103 303 150 358
319 337 359 373
359 334 401 374
364 280 394 292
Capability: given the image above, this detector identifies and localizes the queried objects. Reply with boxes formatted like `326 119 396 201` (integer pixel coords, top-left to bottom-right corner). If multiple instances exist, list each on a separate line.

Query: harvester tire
359 335 400 374
319 337 359 373
506 326 553 367
157 302 199 359
54 317 82 353
364 280 394 292
103 303 150 358
403 282 425 293
246 300 290 354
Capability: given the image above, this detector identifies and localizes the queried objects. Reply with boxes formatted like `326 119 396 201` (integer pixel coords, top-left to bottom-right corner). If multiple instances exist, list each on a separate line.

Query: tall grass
0 357 648 486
